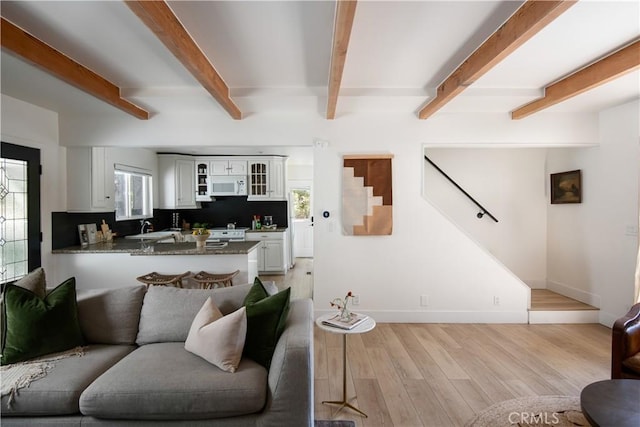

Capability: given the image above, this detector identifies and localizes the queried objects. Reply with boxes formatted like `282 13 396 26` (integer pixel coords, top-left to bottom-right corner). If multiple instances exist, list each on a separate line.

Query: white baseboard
314 309 529 324
598 310 619 328
524 279 547 289
528 310 600 324
547 280 601 308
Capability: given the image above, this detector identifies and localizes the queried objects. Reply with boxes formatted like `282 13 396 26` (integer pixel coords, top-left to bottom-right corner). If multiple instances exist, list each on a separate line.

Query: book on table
322 312 369 330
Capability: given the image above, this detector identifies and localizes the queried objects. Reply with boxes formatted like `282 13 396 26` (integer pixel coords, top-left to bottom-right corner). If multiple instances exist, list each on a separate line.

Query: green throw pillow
243 277 269 306
1 277 84 365
243 287 290 368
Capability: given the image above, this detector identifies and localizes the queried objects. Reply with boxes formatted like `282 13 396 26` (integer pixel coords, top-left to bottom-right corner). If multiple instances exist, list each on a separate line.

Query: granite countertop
52 240 260 255
245 227 288 233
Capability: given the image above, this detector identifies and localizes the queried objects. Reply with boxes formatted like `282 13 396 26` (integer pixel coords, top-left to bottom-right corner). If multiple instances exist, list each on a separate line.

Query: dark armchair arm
612 303 640 379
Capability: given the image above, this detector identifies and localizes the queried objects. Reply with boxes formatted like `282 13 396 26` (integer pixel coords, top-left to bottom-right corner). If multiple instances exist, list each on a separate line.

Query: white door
291 188 313 258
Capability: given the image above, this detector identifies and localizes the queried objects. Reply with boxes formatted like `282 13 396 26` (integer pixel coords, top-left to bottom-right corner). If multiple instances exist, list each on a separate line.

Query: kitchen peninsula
52 240 259 290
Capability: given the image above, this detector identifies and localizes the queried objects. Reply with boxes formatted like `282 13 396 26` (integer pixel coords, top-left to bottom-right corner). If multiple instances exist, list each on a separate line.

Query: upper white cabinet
247 157 287 201
210 159 248 176
158 155 197 209
67 147 114 212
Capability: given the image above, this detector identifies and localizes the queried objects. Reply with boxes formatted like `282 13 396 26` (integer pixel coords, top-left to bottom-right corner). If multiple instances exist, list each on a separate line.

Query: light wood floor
266 260 611 426
260 257 314 300
315 322 610 426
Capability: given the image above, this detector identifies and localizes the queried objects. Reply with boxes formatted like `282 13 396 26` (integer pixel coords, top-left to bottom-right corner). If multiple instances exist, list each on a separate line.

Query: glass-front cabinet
248 161 269 199
195 161 210 201
247 157 286 201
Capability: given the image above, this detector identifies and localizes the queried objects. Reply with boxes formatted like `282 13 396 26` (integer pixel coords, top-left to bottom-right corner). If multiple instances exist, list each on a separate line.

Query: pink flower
329 291 354 310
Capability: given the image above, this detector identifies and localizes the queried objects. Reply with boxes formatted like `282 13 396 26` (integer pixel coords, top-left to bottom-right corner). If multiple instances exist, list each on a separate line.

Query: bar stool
190 270 239 289
136 271 190 289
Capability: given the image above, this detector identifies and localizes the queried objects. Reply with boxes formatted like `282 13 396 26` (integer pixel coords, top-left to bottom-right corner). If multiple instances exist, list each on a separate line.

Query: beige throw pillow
184 297 247 373
14 267 47 298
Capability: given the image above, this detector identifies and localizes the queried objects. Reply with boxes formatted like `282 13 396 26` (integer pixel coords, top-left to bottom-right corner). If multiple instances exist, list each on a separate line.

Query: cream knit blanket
1 346 85 407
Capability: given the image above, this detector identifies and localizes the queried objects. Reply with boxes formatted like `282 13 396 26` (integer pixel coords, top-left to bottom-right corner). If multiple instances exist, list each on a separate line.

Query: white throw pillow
262 280 279 296
184 297 247 373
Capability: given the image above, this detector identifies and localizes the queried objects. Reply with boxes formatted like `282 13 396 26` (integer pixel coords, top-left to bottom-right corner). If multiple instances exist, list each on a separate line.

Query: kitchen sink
125 230 182 243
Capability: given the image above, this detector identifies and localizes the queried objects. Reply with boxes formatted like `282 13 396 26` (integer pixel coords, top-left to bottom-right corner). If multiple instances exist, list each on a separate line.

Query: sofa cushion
1 344 135 416
77 285 146 345
136 284 250 345
13 267 47 299
262 280 279 296
2 278 84 365
244 287 291 368
80 342 268 420
184 297 247 373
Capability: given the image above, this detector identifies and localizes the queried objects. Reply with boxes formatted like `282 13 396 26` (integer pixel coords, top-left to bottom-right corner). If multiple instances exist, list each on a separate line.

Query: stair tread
530 289 598 311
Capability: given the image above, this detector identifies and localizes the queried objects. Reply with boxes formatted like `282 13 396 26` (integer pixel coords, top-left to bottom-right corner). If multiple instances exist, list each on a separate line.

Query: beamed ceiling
1 0 639 122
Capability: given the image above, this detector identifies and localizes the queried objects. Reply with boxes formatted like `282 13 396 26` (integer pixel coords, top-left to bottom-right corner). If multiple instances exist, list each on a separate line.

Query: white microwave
209 175 247 196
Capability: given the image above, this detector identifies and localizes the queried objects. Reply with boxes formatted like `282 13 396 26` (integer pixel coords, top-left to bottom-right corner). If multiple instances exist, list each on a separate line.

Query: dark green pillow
243 287 290 368
243 277 269 306
1 277 84 365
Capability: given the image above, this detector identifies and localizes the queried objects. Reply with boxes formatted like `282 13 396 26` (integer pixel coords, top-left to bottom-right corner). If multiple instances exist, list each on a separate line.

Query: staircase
529 289 599 324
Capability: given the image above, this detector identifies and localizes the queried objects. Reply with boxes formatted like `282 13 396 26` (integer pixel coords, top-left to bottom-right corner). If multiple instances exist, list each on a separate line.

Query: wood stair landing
529 289 599 324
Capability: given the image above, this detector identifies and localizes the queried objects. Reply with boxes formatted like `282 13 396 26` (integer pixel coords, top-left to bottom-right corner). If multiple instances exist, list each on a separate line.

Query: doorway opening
291 187 313 258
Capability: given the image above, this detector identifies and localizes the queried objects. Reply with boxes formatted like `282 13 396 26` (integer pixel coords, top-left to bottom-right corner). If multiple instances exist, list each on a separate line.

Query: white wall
547 100 640 326
1 94 63 278
11 94 615 322
313 140 533 322
56 110 602 322
423 148 548 288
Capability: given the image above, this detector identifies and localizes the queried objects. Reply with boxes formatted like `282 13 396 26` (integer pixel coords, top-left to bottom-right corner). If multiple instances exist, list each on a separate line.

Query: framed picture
78 224 89 247
550 169 581 204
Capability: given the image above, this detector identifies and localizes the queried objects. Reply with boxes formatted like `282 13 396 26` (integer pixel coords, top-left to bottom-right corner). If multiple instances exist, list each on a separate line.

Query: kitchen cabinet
247 157 286 201
67 147 114 212
195 159 210 201
158 155 197 209
210 159 248 176
246 231 287 274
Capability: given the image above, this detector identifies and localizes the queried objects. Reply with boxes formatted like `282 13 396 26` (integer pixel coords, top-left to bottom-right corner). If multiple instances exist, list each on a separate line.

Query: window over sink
114 165 152 221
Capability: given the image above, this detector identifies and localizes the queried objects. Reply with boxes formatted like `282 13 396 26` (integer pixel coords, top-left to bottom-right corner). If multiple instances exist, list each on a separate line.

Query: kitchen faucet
140 220 152 234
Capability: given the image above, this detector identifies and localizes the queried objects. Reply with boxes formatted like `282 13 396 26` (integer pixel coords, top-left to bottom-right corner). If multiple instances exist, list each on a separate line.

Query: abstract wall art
342 154 393 236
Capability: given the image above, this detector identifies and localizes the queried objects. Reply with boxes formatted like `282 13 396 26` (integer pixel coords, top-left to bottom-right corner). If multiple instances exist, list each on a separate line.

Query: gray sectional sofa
1 283 314 426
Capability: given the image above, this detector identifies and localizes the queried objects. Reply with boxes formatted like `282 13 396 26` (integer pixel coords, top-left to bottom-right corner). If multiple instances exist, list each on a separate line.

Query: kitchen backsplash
52 212 110 249
51 197 288 249
155 197 288 230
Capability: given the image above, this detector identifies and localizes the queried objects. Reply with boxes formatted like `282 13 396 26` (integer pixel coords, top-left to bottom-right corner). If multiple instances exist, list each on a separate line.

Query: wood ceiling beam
512 39 640 119
418 0 577 120
125 0 241 120
0 17 150 120
327 0 357 120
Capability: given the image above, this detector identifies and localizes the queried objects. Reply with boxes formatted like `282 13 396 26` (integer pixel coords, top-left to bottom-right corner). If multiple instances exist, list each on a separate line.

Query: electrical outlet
493 296 500 306
352 295 360 305
420 295 429 307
